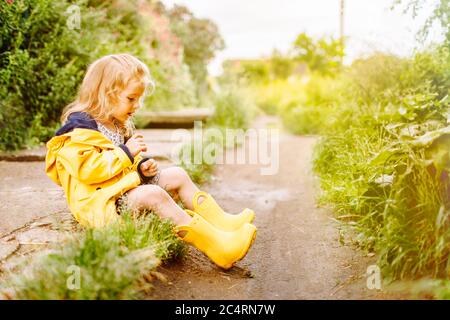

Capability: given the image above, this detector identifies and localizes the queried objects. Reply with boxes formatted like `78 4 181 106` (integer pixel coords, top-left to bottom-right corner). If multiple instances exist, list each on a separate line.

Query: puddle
212 180 293 213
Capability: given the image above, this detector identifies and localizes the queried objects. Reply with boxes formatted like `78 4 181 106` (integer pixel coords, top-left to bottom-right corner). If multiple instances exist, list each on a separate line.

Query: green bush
280 102 328 135
178 137 216 185
0 0 104 150
278 73 348 135
400 46 450 100
208 87 253 130
310 46 450 282
346 49 450 107
346 53 408 104
0 0 222 151
313 121 450 280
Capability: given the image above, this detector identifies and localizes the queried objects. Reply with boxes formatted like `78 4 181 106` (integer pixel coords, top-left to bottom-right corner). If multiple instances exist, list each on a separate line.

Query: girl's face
111 79 145 123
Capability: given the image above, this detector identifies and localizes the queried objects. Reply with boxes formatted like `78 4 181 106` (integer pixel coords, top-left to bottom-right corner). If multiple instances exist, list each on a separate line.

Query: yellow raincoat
45 128 144 228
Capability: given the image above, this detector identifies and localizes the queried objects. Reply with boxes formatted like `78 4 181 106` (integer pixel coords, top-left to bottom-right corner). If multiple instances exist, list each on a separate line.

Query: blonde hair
61 53 155 137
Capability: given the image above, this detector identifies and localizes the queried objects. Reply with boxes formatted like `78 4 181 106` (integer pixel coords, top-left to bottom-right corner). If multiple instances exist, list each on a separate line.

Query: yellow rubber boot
191 191 255 231
176 210 257 270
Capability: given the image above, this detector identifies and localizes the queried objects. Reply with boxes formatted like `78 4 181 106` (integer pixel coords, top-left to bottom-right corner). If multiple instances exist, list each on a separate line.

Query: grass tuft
2 209 186 300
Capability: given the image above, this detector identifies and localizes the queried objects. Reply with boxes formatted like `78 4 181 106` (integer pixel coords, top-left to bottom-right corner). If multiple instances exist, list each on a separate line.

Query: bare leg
156 166 205 210
125 184 192 226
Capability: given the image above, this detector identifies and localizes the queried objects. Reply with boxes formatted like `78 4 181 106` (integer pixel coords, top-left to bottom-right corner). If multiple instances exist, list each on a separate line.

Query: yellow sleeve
58 142 133 184
131 153 144 172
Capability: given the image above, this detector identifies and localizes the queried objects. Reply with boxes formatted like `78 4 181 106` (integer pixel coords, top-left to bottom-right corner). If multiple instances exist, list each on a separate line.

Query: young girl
45 54 256 270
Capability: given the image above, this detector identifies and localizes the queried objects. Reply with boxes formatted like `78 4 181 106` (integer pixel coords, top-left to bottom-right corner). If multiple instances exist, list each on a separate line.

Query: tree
269 50 294 79
393 0 450 44
162 4 225 96
292 32 344 76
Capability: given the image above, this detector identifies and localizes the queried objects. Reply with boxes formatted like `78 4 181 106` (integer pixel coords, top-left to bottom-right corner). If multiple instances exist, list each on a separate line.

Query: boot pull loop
175 225 190 239
193 191 209 209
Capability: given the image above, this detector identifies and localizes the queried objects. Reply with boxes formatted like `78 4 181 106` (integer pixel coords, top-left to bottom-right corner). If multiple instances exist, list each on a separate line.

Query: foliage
269 50 295 80
0 0 224 151
178 136 217 185
393 0 450 44
347 48 450 105
292 32 344 76
164 3 225 97
222 52 297 85
208 89 252 130
313 119 450 280
307 48 450 281
0 0 104 150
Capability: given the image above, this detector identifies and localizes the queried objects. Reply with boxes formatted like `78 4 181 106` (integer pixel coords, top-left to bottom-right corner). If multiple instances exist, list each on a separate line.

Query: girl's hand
125 134 147 157
140 158 159 177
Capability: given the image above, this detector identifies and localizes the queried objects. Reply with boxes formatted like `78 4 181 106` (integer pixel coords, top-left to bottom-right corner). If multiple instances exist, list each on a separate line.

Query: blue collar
56 112 99 136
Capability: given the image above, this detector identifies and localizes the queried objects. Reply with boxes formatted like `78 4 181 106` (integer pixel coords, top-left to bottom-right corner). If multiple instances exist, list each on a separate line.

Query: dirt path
147 116 391 300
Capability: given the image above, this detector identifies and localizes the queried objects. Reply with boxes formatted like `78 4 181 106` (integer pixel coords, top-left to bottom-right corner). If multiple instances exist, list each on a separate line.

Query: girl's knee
143 185 171 203
169 166 190 183
130 185 171 208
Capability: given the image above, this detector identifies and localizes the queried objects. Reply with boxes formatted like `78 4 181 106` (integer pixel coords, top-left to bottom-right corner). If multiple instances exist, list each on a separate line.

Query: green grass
313 123 450 281
2 210 186 300
208 88 253 130
178 134 220 185
178 86 254 184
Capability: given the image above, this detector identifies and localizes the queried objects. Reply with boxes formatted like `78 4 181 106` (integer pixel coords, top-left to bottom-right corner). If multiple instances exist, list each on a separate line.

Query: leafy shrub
208 85 253 130
314 121 450 280
0 0 223 151
252 78 306 115
310 46 450 282
346 53 408 104
280 102 328 135
177 137 216 185
0 0 104 150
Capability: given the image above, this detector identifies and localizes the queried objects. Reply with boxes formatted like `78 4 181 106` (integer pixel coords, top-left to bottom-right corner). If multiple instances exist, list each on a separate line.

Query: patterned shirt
96 122 125 146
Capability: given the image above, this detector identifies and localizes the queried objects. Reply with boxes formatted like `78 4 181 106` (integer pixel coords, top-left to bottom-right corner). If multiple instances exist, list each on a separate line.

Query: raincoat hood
56 111 99 136
46 112 108 186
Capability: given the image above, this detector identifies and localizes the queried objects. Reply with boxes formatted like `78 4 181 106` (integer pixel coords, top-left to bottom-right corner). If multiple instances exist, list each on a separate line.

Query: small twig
286 222 305 234
228 283 239 290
